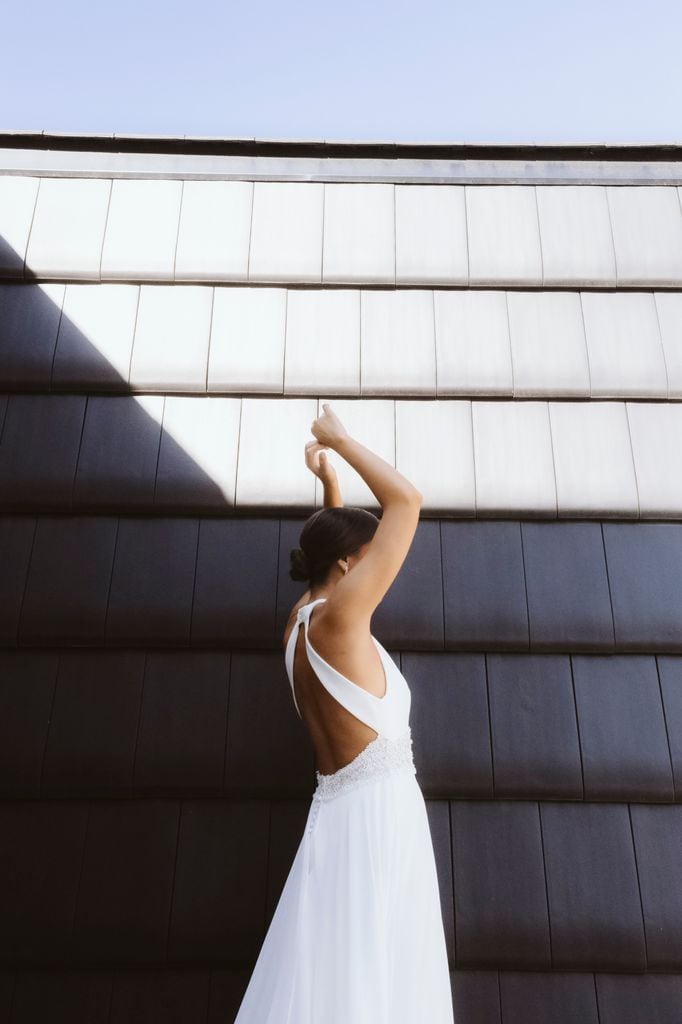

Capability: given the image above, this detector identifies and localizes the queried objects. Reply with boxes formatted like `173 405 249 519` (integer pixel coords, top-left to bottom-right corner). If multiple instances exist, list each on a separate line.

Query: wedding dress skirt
233 599 454 1023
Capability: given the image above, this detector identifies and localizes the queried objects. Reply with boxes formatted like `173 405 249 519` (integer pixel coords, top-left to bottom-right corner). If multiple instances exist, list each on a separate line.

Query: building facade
0 133 681 1021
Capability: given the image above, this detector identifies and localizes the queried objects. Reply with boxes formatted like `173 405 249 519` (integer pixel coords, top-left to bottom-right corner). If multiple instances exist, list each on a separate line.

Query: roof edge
2 130 682 162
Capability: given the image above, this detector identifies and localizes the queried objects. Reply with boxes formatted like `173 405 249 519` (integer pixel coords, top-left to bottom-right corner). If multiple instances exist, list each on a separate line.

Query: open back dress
233 596 455 1023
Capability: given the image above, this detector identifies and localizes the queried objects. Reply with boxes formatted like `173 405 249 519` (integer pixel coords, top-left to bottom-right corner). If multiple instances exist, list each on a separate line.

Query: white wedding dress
233 597 454 1023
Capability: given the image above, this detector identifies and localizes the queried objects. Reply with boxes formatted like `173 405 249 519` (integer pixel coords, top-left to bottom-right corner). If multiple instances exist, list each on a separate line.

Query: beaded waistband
312 728 416 803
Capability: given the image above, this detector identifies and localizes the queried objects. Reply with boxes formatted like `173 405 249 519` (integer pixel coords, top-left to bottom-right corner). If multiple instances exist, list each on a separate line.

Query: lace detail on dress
312 728 416 803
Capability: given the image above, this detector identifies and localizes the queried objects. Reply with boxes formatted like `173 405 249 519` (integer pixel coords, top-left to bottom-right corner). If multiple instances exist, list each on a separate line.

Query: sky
2 0 681 144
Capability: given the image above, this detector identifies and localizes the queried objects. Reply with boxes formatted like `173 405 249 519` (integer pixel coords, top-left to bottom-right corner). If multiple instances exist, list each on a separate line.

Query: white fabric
234 598 454 1023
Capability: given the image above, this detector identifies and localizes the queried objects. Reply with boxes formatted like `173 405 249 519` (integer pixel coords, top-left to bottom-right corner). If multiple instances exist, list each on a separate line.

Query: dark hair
289 506 380 585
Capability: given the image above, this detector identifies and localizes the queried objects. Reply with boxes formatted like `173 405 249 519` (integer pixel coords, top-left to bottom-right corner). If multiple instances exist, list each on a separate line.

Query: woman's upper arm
326 493 422 625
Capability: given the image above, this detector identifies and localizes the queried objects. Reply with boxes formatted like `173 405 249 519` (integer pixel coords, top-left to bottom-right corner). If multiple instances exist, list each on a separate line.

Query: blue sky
3 0 681 143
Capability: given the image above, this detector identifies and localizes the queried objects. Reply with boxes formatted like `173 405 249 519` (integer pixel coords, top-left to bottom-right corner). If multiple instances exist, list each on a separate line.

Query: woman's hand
304 440 338 485
310 402 349 449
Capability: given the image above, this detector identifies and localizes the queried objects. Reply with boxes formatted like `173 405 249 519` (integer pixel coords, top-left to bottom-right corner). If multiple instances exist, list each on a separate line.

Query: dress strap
285 598 388 734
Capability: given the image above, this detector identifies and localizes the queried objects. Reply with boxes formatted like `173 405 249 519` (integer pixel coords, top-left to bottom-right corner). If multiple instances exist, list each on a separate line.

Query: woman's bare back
283 595 388 774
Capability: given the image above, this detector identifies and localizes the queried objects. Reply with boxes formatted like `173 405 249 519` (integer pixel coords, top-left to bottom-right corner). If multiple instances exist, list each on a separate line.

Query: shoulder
281 590 312 651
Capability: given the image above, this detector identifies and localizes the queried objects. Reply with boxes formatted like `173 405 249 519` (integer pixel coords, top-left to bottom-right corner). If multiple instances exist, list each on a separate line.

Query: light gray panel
395 184 468 284
360 290 436 395
654 291 682 398
507 292 590 397
155 395 241 508
0 282 65 386
100 178 183 280
322 183 395 284
466 185 543 286
248 181 323 283
236 397 318 507
472 401 556 514
24 177 111 279
52 283 139 389
607 185 682 286
129 284 213 391
207 286 286 392
174 179 252 281
581 291 668 398
434 290 512 396
536 185 616 286
549 402 639 517
284 289 360 395
627 402 682 518
396 399 475 514
0 175 39 277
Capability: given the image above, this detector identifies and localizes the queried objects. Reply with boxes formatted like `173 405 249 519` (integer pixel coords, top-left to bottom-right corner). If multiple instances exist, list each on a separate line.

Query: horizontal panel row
3 177 682 286
4 394 682 518
1 648 680 802
3 283 682 399
1 517 682 652
0 796 679 971
1 968 681 1024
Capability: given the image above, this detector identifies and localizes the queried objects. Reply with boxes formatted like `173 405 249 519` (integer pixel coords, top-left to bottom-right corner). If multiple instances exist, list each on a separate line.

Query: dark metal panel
168 800 270 963
41 651 145 798
224 651 314 797
133 651 229 796
0 516 35 644
499 970 599 1023
73 396 162 509
522 522 614 651
105 518 199 644
372 519 443 649
451 800 551 967
451 970 501 1024
191 518 280 646
487 654 583 799
266 799 312 921
19 517 118 644
426 799 456 965
405 652 493 797
0 394 85 509
658 656 682 799
0 802 88 964
630 804 682 968
596 971 682 1024
10 970 112 1024
0 284 62 388
108 969 209 1023
573 655 674 801
72 800 179 964
604 522 682 651
442 521 528 650
0 651 59 797
540 802 646 969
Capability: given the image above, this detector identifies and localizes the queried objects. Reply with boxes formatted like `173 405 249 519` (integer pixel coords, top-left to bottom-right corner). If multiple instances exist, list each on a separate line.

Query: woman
233 403 454 1023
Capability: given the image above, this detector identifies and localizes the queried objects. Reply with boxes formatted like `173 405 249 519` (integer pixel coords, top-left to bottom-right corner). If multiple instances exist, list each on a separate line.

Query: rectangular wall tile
52 283 139 389
0 652 59 797
396 399 475 513
322 183 395 284
654 291 682 398
0 175 39 278
572 655 674 800
466 185 543 286
608 185 682 286
536 185 616 286
395 184 468 284
155 395 241 508
657 657 682 798
235 397 317 508
360 290 435 395
0 282 65 386
472 401 556 515
549 402 639 517
129 284 213 391
434 290 512 396
310 398 395 509
581 291 668 398
25 177 111 279
100 179 183 280
175 180 252 281
284 289 360 395
627 402 682 518
507 291 590 397
248 181 323 283
0 516 36 644
207 287 286 392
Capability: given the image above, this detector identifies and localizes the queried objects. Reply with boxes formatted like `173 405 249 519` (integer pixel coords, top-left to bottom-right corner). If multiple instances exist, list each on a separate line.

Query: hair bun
289 546 312 582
